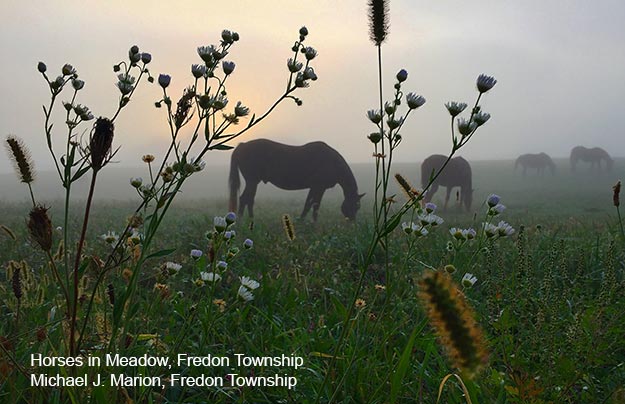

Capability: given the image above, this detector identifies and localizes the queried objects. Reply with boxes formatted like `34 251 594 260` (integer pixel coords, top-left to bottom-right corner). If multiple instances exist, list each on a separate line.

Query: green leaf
380 214 402 238
145 248 177 260
390 325 419 403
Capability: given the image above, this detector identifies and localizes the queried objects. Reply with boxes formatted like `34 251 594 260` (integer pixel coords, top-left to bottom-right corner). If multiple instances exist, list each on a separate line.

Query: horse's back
421 155 471 187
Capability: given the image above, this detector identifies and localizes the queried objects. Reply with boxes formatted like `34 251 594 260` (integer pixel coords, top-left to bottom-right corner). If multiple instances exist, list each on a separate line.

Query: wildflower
496 221 515 237
368 132 382 144
197 45 216 64
200 272 221 282
225 211 236 225
457 118 477 137
486 194 500 207
213 298 227 312
238 285 254 301
241 276 260 290
415 227 429 237
450 227 467 241
214 216 227 232
488 204 506 216
154 283 170 299
303 67 317 81
221 29 234 44
62 63 76 76
396 69 408 83
304 47 317 60
375 284 386 291
483 222 498 238
402 221 417 235
462 273 477 288
243 238 253 249
190 249 203 259
613 181 621 207
224 230 235 240
130 177 143 188
222 61 235 75
355 298 366 308
465 228 477 240
216 261 228 271
71 79 85 91
445 101 467 117
368 313 377 321
37 61 47 73
368 0 389 45
299 26 309 37
384 101 396 115
425 202 437 213
444 264 457 274
473 111 491 126
418 270 488 377
142 154 155 163
282 214 296 241
191 64 207 78
406 93 426 109
287 58 303 73
158 74 171 89
367 109 382 124
141 53 152 64
165 262 182 275
423 213 444 227
90 117 114 171
101 231 119 245
476 74 497 93
195 278 205 287
446 241 454 252
5 135 35 184
128 229 142 245
234 101 250 117
387 117 403 130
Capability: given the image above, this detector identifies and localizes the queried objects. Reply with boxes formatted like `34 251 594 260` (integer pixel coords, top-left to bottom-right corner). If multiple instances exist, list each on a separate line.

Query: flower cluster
444 74 496 149
401 202 444 238
481 194 515 239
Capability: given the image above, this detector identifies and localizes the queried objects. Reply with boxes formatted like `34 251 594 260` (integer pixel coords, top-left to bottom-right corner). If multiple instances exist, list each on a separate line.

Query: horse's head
342 193 365 220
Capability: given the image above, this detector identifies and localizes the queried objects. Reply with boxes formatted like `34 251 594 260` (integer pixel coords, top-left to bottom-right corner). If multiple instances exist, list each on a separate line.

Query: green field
1 158 624 403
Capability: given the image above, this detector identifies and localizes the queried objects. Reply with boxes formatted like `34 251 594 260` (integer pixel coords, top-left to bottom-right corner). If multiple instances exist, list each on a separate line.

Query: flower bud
141 52 152 64
37 62 47 73
396 69 408 83
158 74 171 89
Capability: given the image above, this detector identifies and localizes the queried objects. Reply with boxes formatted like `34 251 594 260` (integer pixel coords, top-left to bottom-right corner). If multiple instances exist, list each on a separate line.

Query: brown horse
570 146 613 172
421 155 473 211
515 153 556 176
229 139 364 221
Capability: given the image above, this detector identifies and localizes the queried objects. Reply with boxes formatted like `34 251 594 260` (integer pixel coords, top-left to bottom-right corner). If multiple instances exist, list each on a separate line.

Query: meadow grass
1 159 624 403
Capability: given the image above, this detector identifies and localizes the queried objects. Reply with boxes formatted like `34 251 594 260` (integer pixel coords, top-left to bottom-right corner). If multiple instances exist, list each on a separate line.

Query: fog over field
1 0 625 178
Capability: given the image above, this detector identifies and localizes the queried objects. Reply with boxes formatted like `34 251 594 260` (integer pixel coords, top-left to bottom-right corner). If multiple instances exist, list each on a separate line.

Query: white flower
457 118 477 136
496 221 515 237
402 222 416 234
367 109 382 124
101 231 119 245
287 58 303 73
483 222 498 238
474 111 491 126
465 228 477 240
462 273 478 288
238 285 254 301
190 249 203 259
476 74 497 93
425 202 437 213
191 64 207 78
214 216 227 232
240 276 260 290
415 227 429 237
488 204 506 216
165 262 182 274
406 93 426 109
450 227 466 240
445 101 467 117
200 272 221 282
420 213 444 227
128 229 142 245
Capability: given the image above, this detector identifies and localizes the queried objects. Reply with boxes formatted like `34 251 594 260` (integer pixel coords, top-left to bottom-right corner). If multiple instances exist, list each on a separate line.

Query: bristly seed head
368 0 390 46
394 173 417 202
28 205 53 251
282 214 296 241
5 135 35 184
418 270 488 378
613 181 621 207
90 117 115 171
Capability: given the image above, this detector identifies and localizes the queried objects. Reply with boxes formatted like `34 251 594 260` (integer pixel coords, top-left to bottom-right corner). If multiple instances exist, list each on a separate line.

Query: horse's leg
311 188 326 222
300 189 315 219
444 187 452 211
426 184 438 204
239 180 259 218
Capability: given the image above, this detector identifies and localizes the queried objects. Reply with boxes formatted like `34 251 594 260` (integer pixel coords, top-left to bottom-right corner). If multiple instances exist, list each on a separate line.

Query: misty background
1 0 624 206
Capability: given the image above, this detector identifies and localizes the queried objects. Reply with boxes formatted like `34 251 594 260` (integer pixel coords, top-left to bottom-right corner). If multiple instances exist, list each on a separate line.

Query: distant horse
570 146 613 172
515 153 556 176
421 155 473 211
229 139 364 221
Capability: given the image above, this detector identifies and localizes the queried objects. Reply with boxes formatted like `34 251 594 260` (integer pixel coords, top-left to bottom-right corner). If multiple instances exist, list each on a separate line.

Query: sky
1 0 625 175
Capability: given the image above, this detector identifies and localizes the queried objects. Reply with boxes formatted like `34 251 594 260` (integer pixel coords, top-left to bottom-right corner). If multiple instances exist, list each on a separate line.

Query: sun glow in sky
2 0 625 175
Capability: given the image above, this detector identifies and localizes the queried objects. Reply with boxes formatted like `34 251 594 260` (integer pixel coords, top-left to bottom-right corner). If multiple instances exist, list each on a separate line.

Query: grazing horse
515 153 556 176
229 139 364 221
570 146 613 172
421 155 473 211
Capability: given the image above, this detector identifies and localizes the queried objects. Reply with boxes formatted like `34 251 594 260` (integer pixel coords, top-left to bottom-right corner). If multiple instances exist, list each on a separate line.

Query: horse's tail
228 147 241 212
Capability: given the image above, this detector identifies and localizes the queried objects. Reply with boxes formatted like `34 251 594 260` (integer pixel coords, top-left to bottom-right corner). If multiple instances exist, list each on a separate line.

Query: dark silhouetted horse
515 153 556 176
570 146 613 172
229 139 364 221
421 155 473 211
